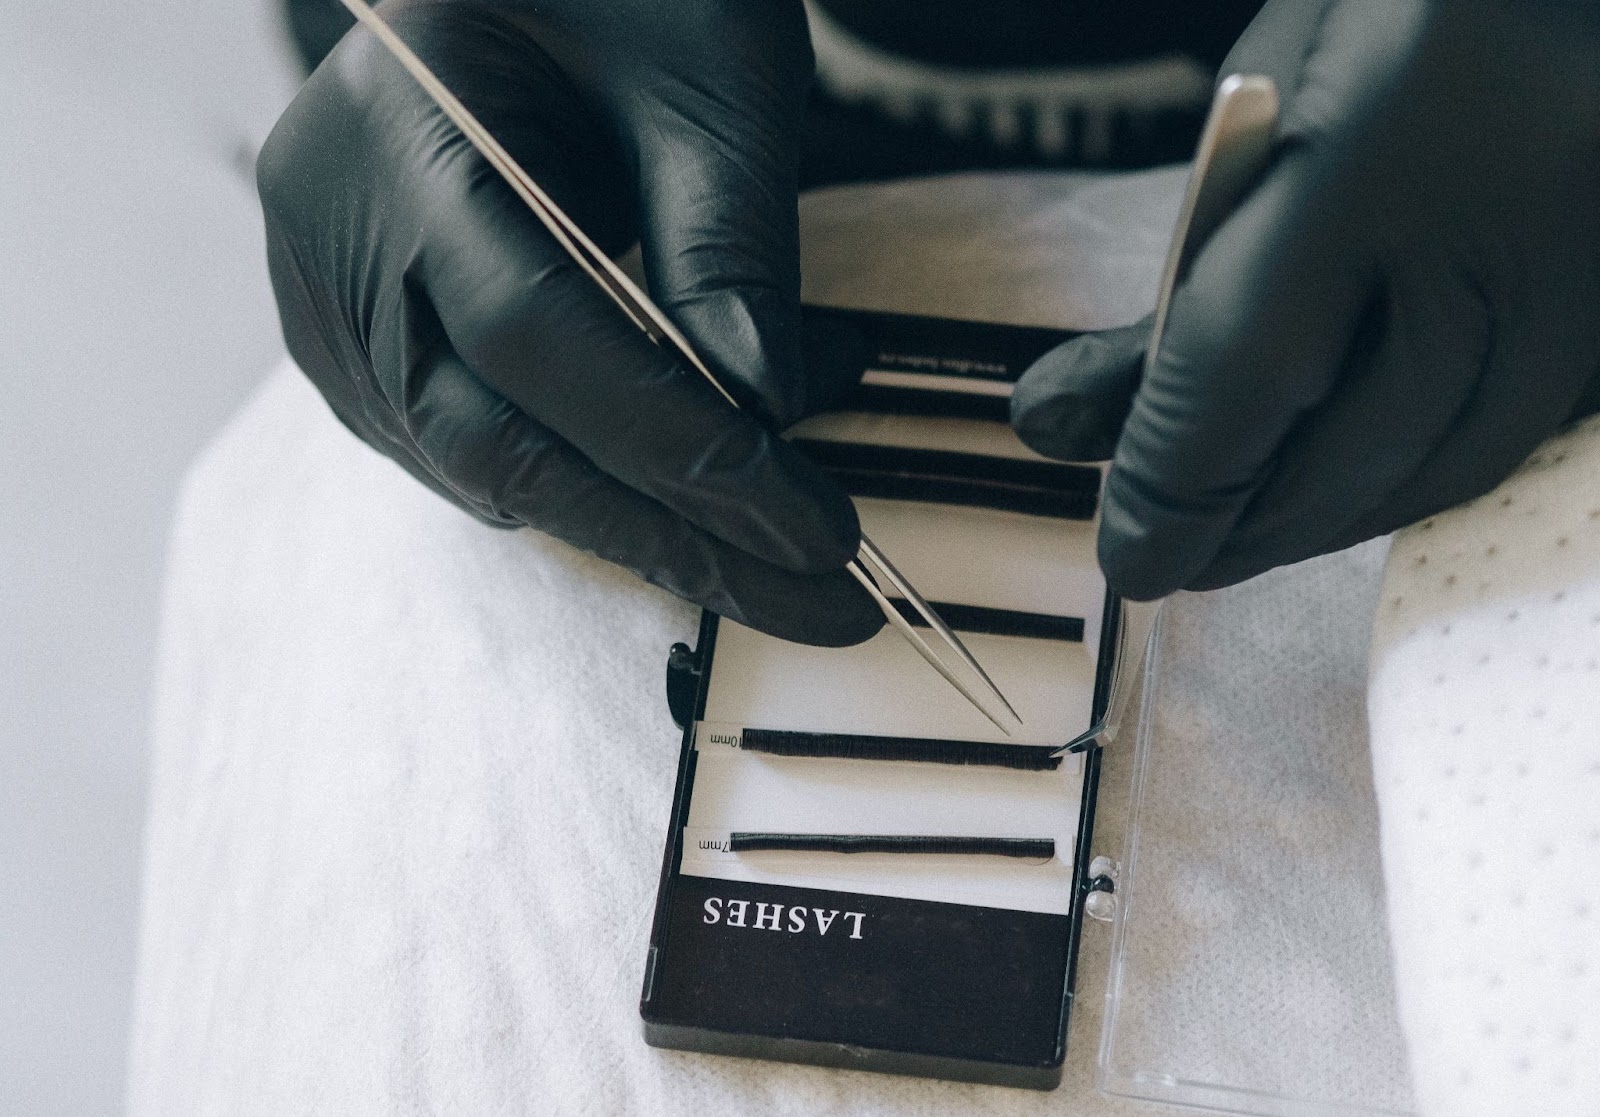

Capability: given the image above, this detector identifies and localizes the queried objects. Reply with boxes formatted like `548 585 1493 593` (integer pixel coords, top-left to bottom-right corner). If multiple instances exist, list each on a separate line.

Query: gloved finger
1011 318 1151 462
1179 254 1491 589
375 2 640 254
1097 152 1376 600
1179 78 1600 592
1217 0 1340 102
625 5 814 426
1310 271 1600 560
327 383 522 529
1160 0 1600 592
1568 375 1600 426
263 231 520 530
370 427 522 529
416 141 861 577
405 348 883 646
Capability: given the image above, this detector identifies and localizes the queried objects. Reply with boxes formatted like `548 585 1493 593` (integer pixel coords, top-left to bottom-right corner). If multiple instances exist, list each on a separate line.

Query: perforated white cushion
1369 413 1600 1116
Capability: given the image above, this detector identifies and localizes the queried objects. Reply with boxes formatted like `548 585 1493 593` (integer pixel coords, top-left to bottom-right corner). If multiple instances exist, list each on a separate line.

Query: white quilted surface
1369 414 1600 1116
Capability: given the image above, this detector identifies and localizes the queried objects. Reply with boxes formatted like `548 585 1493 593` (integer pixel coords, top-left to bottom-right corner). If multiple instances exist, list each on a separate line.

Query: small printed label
683 828 741 857
873 354 1012 379
693 722 745 751
688 830 733 854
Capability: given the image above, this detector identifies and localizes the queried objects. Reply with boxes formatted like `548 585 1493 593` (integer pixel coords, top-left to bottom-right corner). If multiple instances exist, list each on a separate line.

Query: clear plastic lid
1095 554 1415 1116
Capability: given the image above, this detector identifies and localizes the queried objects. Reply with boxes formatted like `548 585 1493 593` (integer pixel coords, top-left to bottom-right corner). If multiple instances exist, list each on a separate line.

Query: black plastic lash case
638 307 1152 1090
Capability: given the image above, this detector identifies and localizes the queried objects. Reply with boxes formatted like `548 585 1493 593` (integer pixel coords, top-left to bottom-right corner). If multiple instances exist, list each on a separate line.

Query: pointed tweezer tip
847 557 1023 735
851 540 1024 733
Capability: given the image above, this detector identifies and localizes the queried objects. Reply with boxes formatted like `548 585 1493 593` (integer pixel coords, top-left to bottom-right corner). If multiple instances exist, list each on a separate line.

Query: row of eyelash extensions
641 308 1127 1090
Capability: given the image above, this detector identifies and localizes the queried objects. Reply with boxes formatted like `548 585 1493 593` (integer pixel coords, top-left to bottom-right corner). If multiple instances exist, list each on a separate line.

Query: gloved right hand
256 0 882 646
1013 0 1600 601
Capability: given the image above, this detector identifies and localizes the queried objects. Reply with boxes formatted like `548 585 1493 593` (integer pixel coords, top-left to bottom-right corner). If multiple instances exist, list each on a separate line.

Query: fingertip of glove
1011 324 1147 462
1011 383 1125 462
730 567 885 647
1096 539 1180 602
689 297 873 429
797 485 865 575
762 436 864 575
795 588 887 647
1094 490 1193 603
814 613 887 649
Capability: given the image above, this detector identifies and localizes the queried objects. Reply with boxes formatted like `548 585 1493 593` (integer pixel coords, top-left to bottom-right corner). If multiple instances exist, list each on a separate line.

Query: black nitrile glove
257 0 882 645
1012 0 1600 601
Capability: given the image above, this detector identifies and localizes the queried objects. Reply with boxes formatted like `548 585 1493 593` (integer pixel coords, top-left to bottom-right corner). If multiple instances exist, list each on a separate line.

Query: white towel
130 170 1420 1115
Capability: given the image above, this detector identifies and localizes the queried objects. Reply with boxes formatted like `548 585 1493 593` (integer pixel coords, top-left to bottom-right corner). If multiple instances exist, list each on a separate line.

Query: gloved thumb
1011 317 1150 462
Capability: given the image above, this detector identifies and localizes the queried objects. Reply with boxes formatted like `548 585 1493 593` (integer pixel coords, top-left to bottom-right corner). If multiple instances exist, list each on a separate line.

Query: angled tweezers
336 0 1022 733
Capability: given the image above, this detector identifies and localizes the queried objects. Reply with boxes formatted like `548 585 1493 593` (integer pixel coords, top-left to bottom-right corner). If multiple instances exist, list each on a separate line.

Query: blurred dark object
812 0 1256 69
797 95 1202 185
281 0 1262 184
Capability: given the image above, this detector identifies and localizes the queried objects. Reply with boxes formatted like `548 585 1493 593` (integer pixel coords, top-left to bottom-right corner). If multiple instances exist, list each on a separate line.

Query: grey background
1 3 297 1111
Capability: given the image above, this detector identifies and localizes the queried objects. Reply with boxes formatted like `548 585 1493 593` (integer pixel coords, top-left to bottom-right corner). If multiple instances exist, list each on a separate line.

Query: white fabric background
133 168 1596 1115
1370 414 1600 1115
1 4 296 1112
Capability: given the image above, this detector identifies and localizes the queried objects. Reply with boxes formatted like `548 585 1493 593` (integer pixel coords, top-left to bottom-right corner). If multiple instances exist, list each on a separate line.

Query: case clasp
1084 855 1120 923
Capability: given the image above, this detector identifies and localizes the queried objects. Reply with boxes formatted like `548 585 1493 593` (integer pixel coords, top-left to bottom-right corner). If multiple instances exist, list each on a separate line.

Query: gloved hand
257 0 882 645
1012 0 1600 600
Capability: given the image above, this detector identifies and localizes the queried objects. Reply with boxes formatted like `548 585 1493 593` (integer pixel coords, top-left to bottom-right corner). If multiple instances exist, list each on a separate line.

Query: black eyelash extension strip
728 833 1057 859
789 439 1100 520
733 726 1063 771
886 599 1084 643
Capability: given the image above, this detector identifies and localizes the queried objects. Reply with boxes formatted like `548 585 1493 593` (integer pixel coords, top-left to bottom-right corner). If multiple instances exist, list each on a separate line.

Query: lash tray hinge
1084 855 1120 923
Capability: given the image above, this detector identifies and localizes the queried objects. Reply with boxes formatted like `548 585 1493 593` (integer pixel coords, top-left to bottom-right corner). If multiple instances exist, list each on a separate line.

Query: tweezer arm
1051 76 1278 757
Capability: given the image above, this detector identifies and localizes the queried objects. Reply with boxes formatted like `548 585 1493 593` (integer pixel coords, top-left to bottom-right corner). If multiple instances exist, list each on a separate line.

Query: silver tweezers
336 0 1022 733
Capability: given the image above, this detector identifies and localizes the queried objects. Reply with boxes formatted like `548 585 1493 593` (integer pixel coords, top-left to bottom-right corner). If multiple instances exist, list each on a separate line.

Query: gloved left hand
257 0 883 646
1012 0 1600 600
